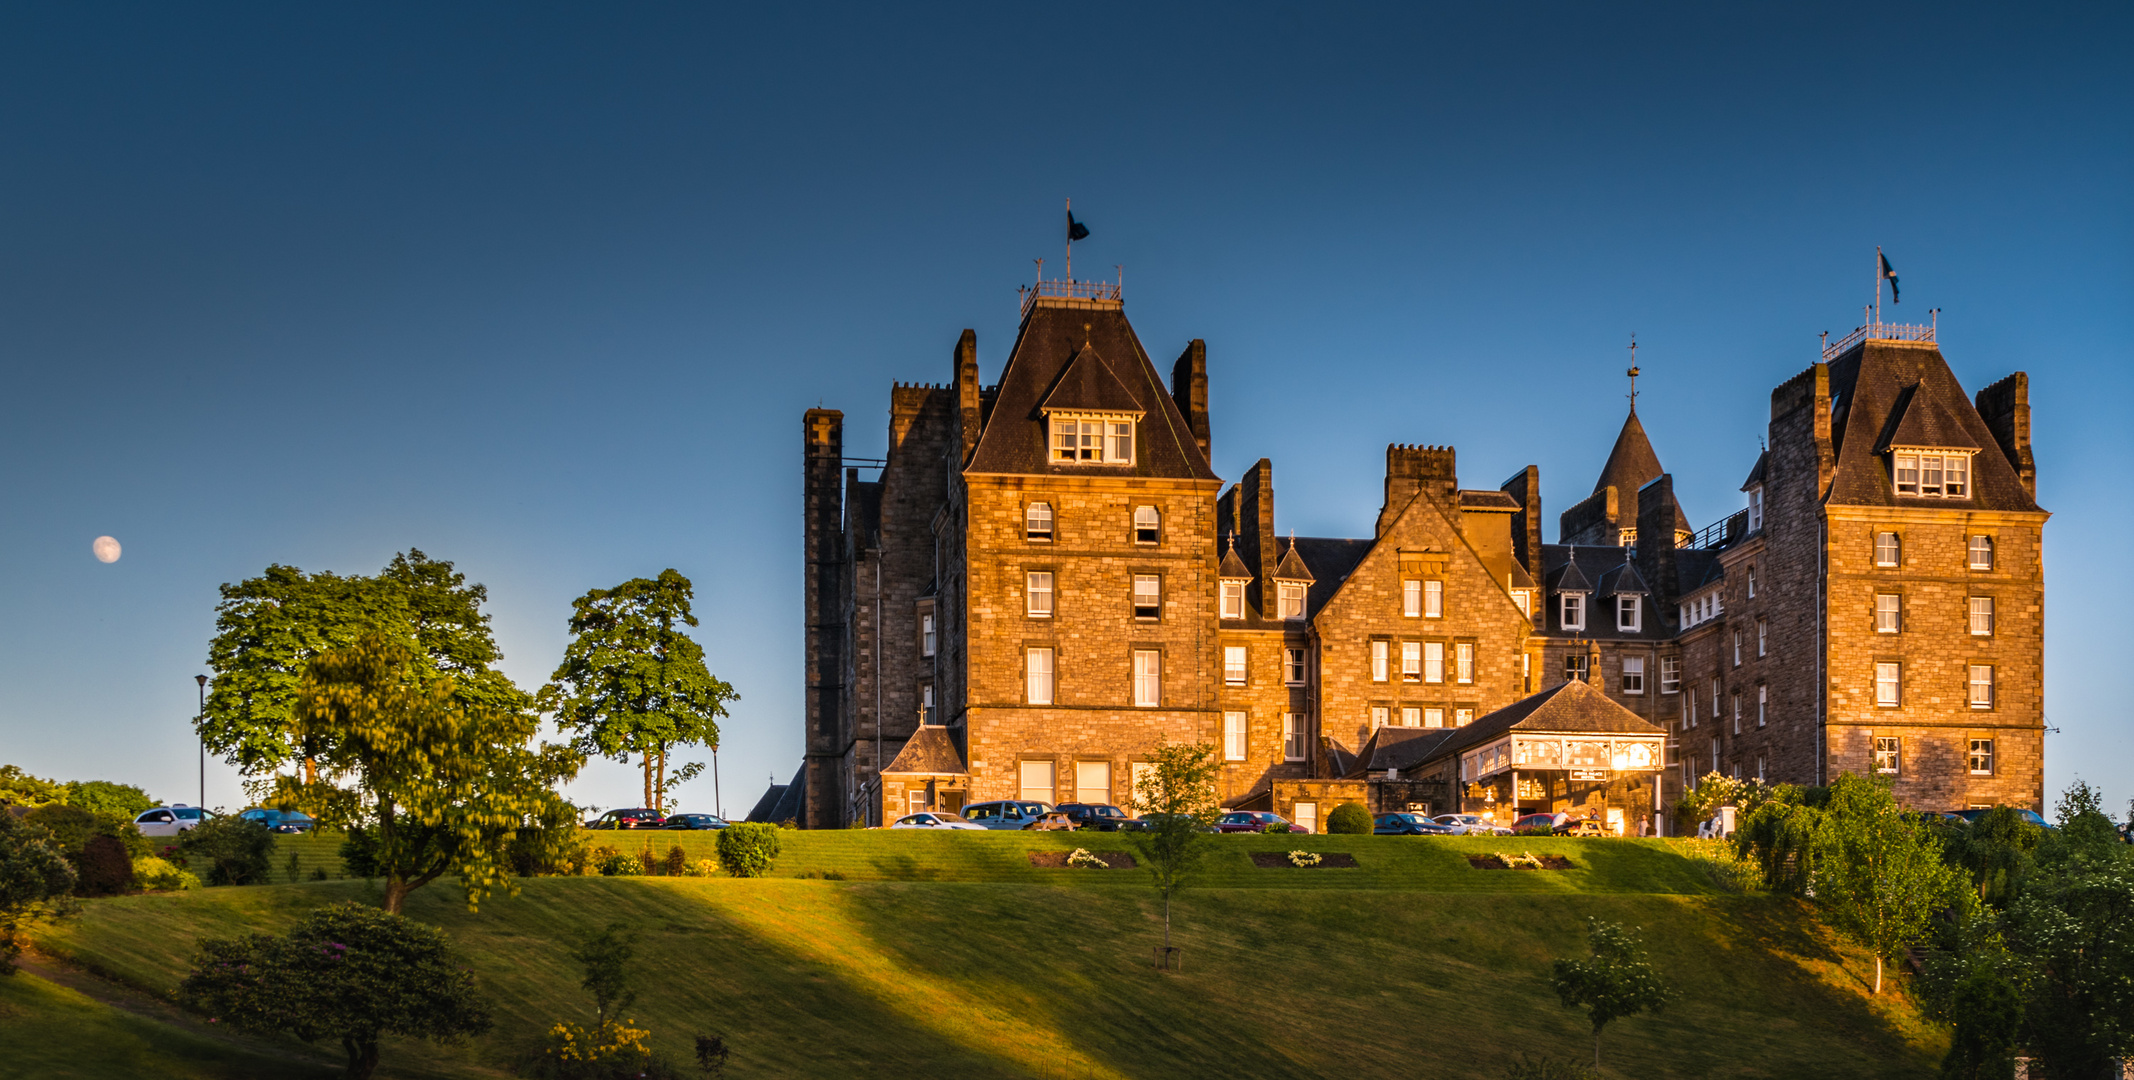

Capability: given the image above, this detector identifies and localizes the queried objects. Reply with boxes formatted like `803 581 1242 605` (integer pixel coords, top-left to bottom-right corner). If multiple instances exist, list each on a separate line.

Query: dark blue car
1373 813 1456 836
1946 807 2053 829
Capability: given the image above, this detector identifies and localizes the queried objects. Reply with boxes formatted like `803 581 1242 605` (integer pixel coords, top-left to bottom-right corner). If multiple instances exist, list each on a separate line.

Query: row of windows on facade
1874 532 1999 570
1677 661 2004 741
1022 502 1162 543
1690 736 2000 789
1023 570 1315 622
1008 742 1320 812
1366 639 1480 685
1368 704 1476 731
1021 647 1173 708
1223 645 1308 686
1557 592 1644 633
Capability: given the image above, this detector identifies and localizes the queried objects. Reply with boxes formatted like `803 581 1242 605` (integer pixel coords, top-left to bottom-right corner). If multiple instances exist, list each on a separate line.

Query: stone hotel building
776 275 2047 832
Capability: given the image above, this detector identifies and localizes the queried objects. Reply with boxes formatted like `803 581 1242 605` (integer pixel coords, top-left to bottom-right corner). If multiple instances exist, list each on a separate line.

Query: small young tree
573 923 638 1028
280 634 581 914
1125 741 1222 955
715 823 781 878
0 812 77 974
178 815 278 886
1814 774 1964 994
1549 918 1672 1069
179 901 491 1079
540 571 738 812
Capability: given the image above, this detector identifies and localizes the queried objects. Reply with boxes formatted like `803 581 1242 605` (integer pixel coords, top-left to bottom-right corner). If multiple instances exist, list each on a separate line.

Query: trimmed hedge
1325 802 1372 835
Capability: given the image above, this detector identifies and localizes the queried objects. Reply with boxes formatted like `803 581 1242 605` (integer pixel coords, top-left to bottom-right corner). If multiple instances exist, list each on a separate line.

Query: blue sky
1 3 2127 819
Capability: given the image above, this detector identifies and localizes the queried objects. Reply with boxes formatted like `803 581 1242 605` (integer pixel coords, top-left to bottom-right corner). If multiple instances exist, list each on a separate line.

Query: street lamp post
195 674 208 809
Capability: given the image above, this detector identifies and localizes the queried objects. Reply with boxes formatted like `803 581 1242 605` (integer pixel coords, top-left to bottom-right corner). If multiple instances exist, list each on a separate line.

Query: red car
585 808 668 830
1215 811 1306 834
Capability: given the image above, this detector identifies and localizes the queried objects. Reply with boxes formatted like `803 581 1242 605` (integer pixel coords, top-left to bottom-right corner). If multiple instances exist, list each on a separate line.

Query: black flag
1067 211 1090 242
1880 252 1899 303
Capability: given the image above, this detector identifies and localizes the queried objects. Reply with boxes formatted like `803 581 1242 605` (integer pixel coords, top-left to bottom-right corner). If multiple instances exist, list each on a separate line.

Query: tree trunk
343 1035 380 1080
1594 1027 1603 1069
1163 893 1171 950
1874 954 1883 995
383 878 411 916
304 756 317 785
656 743 668 812
643 752 654 810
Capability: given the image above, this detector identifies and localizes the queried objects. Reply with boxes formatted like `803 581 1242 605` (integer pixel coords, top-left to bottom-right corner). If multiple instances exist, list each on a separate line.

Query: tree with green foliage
573 923 638 1028
60 780 153 820
180 901 492 1080
1943 806 2043 910
1325 802 1371 835
275 634 581 914
1550 918 1672 1069
1815 774 1965 994
1126 740 1222 954
0 765 65 808
178 814 278 886
715 823 781 878
540 570 737 812
0 812 76 974
202 550 531 780
1731 785 1825 894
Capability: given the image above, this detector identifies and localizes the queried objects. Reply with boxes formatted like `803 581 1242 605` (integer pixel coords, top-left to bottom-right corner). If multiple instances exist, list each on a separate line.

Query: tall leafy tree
1815 774 1964 994
278 634 580 914
0 812 77 974
540 570 736 812
1125 741 1222 956
202 550 528 780
1550 918 1673 1069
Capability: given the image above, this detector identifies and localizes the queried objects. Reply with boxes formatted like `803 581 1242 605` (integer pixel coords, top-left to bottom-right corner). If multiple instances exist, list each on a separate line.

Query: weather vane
1626 334 1640 412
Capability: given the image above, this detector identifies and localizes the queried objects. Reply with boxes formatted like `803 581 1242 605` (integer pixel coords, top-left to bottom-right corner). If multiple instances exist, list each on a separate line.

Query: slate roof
1588 410 1693 534
1037 343 1146 416
1343 726 1466 779
1458 490 1522 511
1274 541 1316 582
1539 544 1671 640
1417 680 1668 770
1218 542 1254 581
1293 537 1373 619
1676 549 1724 593
964 302 1218 480
1597 557 1650 596
1740 450 1767 491
1821 341 2040 512
746 763 809 824
1549 552 1594 593
881 726 968 776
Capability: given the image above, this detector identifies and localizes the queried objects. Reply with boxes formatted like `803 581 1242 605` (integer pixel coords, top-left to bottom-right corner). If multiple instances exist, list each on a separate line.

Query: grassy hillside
20 834 1946 1079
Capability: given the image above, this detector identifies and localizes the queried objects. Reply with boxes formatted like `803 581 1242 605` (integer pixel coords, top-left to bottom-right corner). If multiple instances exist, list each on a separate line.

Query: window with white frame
1284 648 1307 685
1892 450 1971 498
1133 505 1160 544
1132 574 1160 620
1423 642 1444 684
1748 487 1764 532
1219 580 1244 620
1026 647 1054 705
1969 664 1994 709
1454 707 1473 726
1223 645 1247 686
1876 593 1901 633
1278 583 1306 620
1747 566 1757 598
1733 630 1742 667
1757 618 1767 657
1400 706 1420 727
1370 705 1389 731
1711 678 1721 719
918 681 933 724
1566 653 1590 683
1455 642 1474 684
1969 738 1994 775
1026 571 1054 617
1424 707 1445 728
1968 535 1995 570
1026 502 1054 541
920 607 936 657
1660 656 1681 694
1969 596 1994 636
1223 712 1247 761
1512 589 1532 618
1873 736 1901 775
1875 531 1901 567
1561 593 1586 631
1371 640 1389 682
1757 685 1766 727
1402 579 1421 617
1075 760 1111 805
1401 641 1421 681
1732 694 1741 734
1875 662 1901 707
1019 759 1056 803
1424 580 1444 618
1133 650 1161 707
1282 713 1307 761
1618 594 1641 632
1049 415 1134 464
1621 656 1645 695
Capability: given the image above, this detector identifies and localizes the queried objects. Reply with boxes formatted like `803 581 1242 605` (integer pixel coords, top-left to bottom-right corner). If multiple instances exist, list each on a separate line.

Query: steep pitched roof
1589 410 1692 535
1218 542 1254 581
1740 450 1768 491
1822 341 2041 512
1345 726 1465 778
1274 539 1316 582
1420 680 1667 768
1550 553 1594 593
1598 557 1650 596
1458 490 1522 511
882 726 968 776
1037 343 1145 416
964 303 1218 480
1295 537 1372 619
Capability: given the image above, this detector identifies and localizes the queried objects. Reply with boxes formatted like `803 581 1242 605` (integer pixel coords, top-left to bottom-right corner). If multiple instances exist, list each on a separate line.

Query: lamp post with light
195 674 208 809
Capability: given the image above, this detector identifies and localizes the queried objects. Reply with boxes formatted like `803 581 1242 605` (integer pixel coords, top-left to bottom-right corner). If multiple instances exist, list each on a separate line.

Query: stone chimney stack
1378 445 1457 536
1501 465 1543 585
1237 459 1277 617
1976 372 2036 498
954 329 981 466
1171 339 1211 467
1635 473 1680 623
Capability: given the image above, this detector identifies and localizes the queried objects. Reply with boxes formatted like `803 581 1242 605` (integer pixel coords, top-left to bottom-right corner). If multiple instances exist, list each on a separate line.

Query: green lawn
0 965 344 1080
22 832 1946 1079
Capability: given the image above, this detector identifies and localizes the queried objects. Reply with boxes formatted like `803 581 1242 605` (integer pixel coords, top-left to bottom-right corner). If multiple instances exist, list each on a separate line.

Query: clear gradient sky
1 4 2127 819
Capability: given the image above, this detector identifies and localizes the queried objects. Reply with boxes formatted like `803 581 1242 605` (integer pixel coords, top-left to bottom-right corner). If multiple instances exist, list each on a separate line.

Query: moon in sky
92 536 122 563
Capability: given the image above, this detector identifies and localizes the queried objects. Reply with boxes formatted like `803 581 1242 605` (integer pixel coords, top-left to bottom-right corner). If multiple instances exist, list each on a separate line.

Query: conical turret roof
1594 410 1665 498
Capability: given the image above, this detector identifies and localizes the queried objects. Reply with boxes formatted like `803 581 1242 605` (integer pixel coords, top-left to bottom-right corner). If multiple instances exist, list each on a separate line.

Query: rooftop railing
1019 277 1123 316
1823 320 1936 360
1687 510 1750 551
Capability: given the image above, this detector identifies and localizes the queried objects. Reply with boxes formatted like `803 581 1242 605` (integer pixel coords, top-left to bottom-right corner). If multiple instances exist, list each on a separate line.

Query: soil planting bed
1250 852 1360 869
1027 850 1137 869
1468 854 1576 870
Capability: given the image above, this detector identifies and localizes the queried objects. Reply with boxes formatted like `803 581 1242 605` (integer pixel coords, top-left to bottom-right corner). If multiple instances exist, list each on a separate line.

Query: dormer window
1891 449 1972 498
1219 581 1244 620
1277 583 1306 620
1617 595 1641 632
1561 593 1586 631
1049 413 1134 465
1747 487 1764 532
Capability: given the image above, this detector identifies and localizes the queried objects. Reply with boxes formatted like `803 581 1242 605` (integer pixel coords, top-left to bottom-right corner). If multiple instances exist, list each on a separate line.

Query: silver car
958 801 1052 830
1432 813 1512 836
889 812 985 831
133 805 216 837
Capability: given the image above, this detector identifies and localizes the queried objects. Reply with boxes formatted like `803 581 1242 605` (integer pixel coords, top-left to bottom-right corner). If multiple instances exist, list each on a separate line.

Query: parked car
662 813 729 830
132 805 217 837
1024 812 1079 831
1432 813 1512 836
584 808 668 830
1946 807 2055 830
1131 813 1215 833
959 801 1052 830
1374 813 1456 836
890 812 985 830
1215 811 1304 834
1511 812 1570 834
237 808 316 834
1054 803 1134 831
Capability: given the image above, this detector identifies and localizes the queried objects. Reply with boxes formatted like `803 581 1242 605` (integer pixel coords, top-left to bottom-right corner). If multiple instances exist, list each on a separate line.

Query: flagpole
1065 197 1072 282
1874 246 1882 329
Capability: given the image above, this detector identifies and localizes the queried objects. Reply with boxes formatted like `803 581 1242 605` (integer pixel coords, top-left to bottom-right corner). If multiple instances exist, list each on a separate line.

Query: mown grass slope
25 834 1946 1079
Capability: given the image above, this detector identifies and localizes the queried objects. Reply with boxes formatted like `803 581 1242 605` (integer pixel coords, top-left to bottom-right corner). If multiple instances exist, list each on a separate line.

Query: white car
1432 813 1513 836
889 812 985 830
133 805 216 837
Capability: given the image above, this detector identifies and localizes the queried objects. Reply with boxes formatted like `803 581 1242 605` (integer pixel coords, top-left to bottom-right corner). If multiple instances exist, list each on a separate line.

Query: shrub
181 816 276 886
131 856 201 892
76 834 135 896
598 851 640 877
27 803 149 892
0 812 77 973
62 781 154 821
1265 821 1292 834
1325 802 1371 835
683 859 719 878
715 823 781 878
635 847 659 876
663 845 687 877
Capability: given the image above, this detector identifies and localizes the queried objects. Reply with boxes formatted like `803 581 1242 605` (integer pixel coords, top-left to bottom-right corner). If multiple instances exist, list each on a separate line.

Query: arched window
1026 502 1053 541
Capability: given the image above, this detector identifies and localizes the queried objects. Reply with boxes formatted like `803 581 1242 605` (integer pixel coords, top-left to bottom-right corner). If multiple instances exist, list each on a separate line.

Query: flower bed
1027 850 1136 869
1249 852 1359 869
1467 852 1576 870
